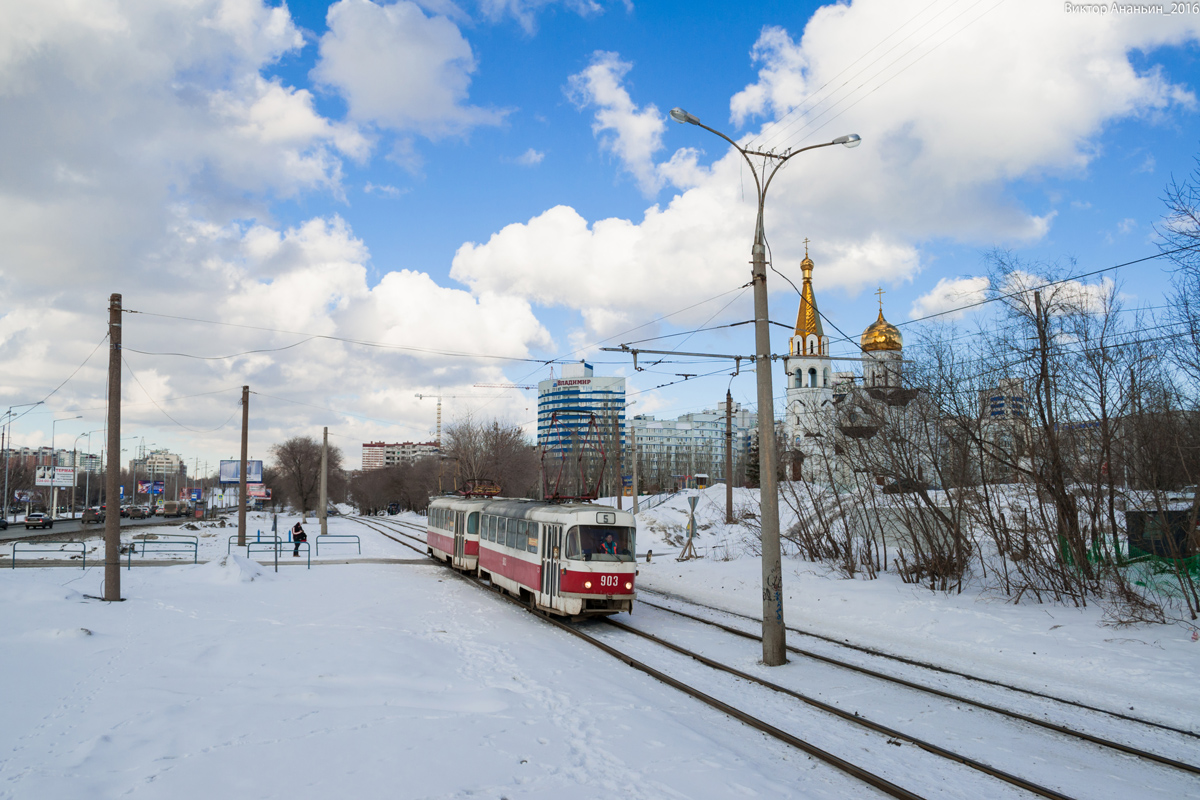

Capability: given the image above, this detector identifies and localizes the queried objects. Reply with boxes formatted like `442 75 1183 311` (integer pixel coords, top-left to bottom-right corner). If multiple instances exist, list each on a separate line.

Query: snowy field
1 497 1198 798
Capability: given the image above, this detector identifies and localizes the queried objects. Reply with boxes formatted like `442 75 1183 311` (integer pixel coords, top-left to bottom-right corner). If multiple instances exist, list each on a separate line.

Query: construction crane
416 392 498 446
414 392 443 448
473 383 536 390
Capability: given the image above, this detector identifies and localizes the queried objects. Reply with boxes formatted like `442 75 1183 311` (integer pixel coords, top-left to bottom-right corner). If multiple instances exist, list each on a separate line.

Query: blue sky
1 0 1198 470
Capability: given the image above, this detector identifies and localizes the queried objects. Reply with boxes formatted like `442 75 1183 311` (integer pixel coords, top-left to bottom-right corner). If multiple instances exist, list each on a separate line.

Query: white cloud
0 0 545 468
568 51 703 196
312 0 506 137
515 148 545 166
461 0 1199 340
364 182 403 197
1118 217 1138 234
477 0 612 34
910 276 991 320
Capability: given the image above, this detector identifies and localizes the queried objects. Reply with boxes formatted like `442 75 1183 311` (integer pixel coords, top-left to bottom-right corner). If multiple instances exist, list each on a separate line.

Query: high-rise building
537 362 626 455
629 401 756 489
362 441 439 470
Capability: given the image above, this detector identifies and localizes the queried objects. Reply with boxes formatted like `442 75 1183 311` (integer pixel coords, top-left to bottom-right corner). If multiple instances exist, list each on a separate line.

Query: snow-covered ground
1 496 1197 798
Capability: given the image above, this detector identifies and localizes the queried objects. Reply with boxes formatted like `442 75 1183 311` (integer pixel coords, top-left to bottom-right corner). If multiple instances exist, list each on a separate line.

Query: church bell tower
783 242 833 478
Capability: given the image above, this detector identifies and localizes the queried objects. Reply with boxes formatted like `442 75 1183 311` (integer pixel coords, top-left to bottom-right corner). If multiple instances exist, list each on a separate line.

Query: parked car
24 512 53 530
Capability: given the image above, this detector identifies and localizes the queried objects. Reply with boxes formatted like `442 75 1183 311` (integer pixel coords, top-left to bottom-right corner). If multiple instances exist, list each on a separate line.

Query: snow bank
185 553 271 584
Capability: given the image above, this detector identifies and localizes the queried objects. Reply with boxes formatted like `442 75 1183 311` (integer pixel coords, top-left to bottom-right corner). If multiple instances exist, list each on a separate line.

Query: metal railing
227 532 281 554
315 534 360 556
10 540 87 568
246 539 309 568
127 534 198 569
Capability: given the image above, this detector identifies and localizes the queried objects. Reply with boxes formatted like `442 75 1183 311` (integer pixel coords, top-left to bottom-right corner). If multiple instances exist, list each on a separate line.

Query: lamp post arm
760 140 840 207
689 120 764 201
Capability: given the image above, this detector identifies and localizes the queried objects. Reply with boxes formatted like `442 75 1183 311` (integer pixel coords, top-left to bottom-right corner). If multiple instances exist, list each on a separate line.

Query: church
781 245 924 488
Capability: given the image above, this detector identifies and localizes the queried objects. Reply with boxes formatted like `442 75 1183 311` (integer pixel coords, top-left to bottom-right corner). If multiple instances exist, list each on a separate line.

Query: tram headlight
584 580 592 589
625 581 632 590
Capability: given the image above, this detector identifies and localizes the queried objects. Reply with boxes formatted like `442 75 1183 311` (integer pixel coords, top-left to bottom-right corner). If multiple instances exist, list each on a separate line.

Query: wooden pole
319 426 328 536
237 385 249 547
103 293 122 601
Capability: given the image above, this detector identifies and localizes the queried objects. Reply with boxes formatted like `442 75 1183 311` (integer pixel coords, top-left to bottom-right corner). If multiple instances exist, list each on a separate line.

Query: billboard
247 484 270 499
152 481 164 495
219 460 263 484
137 480 151 494
35 466 75 488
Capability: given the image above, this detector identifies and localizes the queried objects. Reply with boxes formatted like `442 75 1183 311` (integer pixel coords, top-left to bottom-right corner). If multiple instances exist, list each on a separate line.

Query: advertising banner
35 466 76 488
219 460 264 484
246 484 270 499
137 480 151 494
151 481 164 495
13 491 30 502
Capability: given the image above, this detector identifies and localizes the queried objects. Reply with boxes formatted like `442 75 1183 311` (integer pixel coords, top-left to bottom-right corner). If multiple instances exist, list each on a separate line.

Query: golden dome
861 309 903 352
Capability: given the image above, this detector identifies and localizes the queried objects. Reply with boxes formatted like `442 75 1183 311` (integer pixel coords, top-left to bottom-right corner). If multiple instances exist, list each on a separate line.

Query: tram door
453 511 465 566
540 524 561 607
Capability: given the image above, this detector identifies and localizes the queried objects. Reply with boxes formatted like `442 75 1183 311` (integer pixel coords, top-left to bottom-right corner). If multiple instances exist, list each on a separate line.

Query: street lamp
51 415 83 519
2 400 44 523
74 428 105 518
669 106 860 666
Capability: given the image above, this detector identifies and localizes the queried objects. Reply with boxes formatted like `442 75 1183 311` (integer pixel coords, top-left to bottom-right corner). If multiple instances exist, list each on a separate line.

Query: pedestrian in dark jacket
292 522 307 557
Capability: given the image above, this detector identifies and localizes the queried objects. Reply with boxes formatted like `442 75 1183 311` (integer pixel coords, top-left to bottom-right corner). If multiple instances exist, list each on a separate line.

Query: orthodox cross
875 286 885 310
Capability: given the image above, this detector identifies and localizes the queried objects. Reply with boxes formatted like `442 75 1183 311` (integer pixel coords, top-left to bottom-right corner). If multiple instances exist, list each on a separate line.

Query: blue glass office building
537 362 626 454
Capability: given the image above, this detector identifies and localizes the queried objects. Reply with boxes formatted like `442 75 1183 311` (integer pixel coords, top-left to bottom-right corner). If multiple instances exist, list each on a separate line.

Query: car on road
24 512 53 530
128 506 148 519
0 516 7 530
82 507 103 523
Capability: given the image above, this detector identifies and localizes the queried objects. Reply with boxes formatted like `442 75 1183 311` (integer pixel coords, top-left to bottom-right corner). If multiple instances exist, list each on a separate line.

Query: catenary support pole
614 413 622 510
631 424 639 514
103 294 122 601
319 426 328 536
726 389 734 524
238 385 249 548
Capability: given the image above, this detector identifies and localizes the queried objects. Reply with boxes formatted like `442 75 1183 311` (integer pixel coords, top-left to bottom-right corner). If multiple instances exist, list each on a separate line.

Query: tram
427 497 637 617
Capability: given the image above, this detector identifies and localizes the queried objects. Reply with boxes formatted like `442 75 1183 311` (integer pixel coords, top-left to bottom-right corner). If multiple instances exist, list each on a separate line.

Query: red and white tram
426 497 488 572
427 497 637 616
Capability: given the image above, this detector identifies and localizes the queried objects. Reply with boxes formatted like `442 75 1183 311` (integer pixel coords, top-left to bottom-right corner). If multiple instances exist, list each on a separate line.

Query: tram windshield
564 525 635 562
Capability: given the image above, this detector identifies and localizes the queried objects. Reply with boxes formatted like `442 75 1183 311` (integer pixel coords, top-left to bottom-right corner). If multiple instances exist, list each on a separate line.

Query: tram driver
567 525 635 562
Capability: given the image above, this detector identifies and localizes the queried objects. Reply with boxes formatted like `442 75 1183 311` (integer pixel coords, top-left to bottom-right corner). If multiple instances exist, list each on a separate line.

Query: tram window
507 520 521 550
467 512 479 536
527 523 539 554
563 526 635 562
484 515 492 542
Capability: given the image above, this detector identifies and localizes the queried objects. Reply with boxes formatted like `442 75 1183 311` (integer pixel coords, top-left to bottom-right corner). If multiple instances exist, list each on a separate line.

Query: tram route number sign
596 511 616 524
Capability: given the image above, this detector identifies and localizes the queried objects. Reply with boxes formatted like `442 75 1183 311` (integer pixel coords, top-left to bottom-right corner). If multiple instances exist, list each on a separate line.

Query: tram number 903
599 574 621 589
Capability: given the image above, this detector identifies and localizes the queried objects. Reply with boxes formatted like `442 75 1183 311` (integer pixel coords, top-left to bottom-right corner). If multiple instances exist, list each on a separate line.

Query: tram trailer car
427 497 637 617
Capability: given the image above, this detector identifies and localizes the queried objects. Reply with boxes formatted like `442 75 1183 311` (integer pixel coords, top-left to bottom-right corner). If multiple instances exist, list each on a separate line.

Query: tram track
639 586 1200 742
353 515 1200 797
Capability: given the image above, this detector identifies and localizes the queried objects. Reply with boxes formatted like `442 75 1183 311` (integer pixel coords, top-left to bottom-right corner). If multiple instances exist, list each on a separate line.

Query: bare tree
270 436 344 521
442 415 538 497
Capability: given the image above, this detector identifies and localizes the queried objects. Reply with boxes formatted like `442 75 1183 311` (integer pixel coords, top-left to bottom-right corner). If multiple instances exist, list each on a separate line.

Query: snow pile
187 553 271 584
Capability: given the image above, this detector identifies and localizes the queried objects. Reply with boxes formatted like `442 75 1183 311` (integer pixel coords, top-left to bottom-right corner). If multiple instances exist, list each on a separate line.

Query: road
0 514 208 542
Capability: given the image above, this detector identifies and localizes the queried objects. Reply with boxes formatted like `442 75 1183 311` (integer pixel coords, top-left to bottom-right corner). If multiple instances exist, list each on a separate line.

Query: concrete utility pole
631 424 639 514
726 389 734 524
238 385 249 547
614 413 622 510
319 426 328 536
670 105 859 666
103 294 122 602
